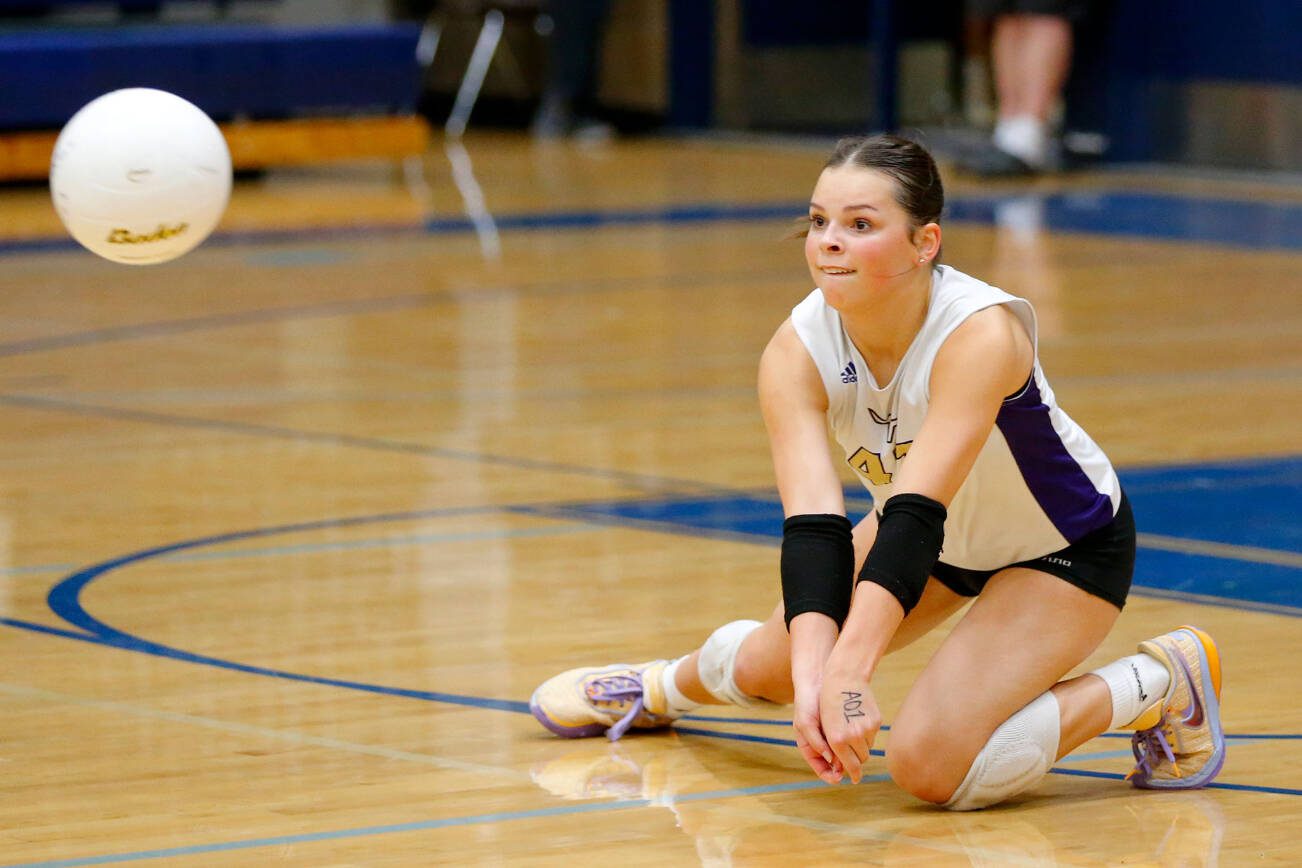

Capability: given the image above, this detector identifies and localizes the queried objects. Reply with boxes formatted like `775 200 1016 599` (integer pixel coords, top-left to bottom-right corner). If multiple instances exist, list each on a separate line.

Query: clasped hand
792 664 882 785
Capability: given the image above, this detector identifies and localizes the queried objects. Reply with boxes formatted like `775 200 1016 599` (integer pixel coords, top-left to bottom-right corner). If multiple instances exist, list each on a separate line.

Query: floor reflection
989 194 1065 341
531 738 1227 866
437 138 501 260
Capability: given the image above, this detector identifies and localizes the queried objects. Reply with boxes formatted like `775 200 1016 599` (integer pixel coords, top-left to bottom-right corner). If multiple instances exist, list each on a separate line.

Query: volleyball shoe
1126 626 1226 789
530 661 679 741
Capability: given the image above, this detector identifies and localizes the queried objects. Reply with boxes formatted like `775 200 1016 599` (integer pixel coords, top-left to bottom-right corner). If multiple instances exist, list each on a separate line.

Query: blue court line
675 726 866 750
944 192 1302 251
0 475 1294 842
7 393 1291 611
13 759 1297 868
154 522 594 564
0 293 432 359
0 184 1294 857
1 498 1294 799
0 778 846 868
0 562 77 577
1097 731 1302 740
684 715 1299 744
1056 750 1134 763
1122 457 1302 554
1046 767 1302 796
4 504 565 716
0 607 530 715
0 393 729 497
0 265 743 361
2 190 1298 259
682 733 1137 766
540 454 1302 612
3 527 596 578
5 390 1296 613
0 618 115 645
684 713 793 726
676 728 1302 795
8 625 1285 760
1129 585 1302 619
3 497 1298 744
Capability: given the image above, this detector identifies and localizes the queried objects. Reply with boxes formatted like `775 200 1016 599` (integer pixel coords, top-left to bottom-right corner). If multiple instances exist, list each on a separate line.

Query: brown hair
823 134 944 229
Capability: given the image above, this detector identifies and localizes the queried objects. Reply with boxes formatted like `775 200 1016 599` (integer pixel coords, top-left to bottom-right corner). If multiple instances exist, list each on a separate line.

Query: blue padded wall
0 23 423 129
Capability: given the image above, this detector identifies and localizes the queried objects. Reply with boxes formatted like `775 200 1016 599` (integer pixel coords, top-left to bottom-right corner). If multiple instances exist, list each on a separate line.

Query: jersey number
847 443 912 485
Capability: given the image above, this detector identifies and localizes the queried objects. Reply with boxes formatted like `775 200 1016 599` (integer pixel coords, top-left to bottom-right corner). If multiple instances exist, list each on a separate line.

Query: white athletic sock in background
993 114 1049 167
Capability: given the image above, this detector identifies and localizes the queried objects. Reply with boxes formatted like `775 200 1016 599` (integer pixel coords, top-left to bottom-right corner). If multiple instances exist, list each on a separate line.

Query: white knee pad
697 619 765 708
944 691 1060 811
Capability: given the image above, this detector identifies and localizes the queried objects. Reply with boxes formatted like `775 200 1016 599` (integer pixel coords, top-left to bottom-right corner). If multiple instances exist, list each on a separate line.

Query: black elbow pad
856 493 946 615
781 513 855 629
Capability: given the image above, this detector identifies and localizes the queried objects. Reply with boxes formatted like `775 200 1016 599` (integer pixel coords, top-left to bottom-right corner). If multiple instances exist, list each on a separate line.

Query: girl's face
804 165 936 309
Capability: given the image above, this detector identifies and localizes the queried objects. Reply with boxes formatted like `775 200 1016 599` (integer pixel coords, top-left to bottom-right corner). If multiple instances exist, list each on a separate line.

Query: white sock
660 657 701 717
993 114 1048 167
1090 653 1171 730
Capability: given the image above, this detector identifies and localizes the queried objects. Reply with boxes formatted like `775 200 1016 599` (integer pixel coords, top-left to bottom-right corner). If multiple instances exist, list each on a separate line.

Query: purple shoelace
586 671 646 741
1129 719 1178 781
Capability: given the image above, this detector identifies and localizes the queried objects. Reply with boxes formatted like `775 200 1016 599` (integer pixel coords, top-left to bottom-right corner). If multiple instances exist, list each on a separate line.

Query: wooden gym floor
0 132 1299 865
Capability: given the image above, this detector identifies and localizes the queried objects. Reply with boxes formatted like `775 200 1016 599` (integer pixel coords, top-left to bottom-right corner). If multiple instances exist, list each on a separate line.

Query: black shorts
967 0 1096 24
930 491 1135 610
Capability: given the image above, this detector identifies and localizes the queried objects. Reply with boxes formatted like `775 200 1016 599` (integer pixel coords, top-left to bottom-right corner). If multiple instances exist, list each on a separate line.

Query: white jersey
791 264 1120 570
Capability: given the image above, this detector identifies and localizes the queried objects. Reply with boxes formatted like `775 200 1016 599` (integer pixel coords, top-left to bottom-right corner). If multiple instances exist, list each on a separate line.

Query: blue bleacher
0 6 423 130
0 1 254 11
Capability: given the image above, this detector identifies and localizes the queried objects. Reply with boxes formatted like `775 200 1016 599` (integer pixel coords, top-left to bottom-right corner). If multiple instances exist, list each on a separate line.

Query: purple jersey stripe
995 375 1115 541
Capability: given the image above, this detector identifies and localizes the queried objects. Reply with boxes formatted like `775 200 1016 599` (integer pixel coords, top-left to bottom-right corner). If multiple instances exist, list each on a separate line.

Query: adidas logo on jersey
841 361 858 383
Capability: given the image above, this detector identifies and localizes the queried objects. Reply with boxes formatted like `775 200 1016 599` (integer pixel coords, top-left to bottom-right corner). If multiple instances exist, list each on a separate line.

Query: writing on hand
842 690 866 722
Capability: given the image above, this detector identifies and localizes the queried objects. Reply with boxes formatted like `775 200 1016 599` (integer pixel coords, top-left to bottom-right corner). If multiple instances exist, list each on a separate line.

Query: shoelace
1127 711 1181 781
586 672 646 741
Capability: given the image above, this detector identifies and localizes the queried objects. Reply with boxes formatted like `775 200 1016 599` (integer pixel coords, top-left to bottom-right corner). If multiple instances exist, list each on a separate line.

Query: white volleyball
49 88 232 265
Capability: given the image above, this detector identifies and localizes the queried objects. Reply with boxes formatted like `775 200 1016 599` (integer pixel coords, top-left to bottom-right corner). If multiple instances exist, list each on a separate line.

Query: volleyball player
530 135 1224 808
